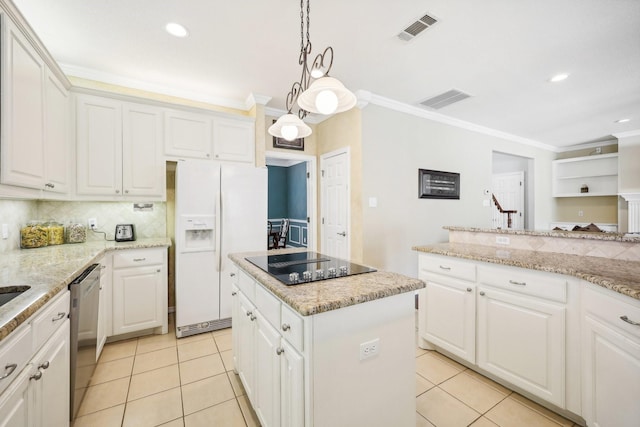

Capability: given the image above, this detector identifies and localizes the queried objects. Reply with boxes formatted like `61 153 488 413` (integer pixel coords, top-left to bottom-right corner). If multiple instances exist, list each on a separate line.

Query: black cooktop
245 251 376 285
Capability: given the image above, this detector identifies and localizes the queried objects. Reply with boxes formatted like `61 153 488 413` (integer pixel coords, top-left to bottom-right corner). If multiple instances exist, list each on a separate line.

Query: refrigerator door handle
216 188 222 273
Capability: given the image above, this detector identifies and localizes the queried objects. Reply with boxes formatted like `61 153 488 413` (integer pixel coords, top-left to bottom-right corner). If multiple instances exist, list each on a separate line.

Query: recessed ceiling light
549 73 569 83
615 118 631 123
166 22 189 38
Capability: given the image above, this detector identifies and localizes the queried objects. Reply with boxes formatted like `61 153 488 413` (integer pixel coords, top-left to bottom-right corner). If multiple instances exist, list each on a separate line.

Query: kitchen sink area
0 286 30 307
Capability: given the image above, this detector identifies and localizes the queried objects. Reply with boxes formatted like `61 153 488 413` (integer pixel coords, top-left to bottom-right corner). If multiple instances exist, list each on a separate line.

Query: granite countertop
413 243 640 301
445 226 640 242
0 237 171 342
229 250 425 316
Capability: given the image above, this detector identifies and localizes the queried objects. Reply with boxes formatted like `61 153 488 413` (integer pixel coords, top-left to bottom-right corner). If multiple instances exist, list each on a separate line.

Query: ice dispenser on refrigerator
178 215 215 252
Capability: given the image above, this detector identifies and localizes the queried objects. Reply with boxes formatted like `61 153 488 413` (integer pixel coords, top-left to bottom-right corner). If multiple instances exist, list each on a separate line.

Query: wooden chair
275 219 290 249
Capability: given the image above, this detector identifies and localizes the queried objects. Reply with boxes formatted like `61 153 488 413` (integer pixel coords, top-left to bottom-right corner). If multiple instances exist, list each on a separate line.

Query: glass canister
65 220 87 244
20 220 49 249
46 220 65 245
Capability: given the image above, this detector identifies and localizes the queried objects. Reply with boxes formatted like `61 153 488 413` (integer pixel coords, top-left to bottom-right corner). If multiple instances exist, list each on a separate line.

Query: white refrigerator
175 159 267 337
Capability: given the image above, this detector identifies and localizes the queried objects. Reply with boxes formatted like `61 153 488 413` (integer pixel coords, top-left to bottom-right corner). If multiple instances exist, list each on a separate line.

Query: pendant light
268 0 355 140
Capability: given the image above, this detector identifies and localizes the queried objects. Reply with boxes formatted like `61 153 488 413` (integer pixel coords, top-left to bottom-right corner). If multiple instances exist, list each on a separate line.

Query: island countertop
0 238 171 342
229 250 425 316
413 243 640 300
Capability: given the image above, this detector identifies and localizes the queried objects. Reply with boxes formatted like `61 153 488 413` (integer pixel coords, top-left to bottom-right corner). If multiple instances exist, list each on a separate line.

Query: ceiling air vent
397 13 438 41
420 89 471 110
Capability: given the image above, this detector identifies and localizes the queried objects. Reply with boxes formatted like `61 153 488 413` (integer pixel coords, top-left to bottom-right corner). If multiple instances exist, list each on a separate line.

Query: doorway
491 151 534 229
265 150 317 251
320 148 350 259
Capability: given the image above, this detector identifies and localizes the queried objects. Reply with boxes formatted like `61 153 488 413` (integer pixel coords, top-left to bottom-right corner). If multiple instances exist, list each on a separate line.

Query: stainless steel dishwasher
69 263 101 421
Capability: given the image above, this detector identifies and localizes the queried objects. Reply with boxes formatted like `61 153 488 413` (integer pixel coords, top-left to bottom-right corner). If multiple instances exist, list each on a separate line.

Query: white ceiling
12 0 640 149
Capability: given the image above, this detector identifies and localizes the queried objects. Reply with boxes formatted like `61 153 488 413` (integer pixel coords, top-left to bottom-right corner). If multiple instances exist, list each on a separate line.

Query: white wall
360 105 555 276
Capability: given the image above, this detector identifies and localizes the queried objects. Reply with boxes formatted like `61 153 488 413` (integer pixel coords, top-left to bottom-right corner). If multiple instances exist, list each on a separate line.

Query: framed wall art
419 169 460 199
272 120 305 150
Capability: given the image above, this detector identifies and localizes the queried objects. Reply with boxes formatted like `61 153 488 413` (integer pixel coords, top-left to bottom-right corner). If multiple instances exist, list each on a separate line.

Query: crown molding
613 129 640 139
246 93 272 109
61 63 250 112
356 91 558 152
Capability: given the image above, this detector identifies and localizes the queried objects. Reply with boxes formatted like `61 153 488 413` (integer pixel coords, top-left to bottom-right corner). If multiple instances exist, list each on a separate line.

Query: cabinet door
112 265 164 335
122 103 164 198
0 366 31 427
76 95 122 196
164 110 212 159
1 18 46 189
254 314 281 427
236 292 256 403
280 339 304 427
212 118 255 163
31 321 70 427
423 277 476 363
477 286 565 407
43 68 70 194
583 315 640 427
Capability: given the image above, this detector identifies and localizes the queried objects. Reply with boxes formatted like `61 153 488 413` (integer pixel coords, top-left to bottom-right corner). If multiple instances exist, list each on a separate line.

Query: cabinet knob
30 371 43 381
115 189 120 194
206 153 210 158
38 361 50 370
231 291 237 296
230 273 236 277
276 347 284 355
250 314 256 321
125 189 129 194
246 311 253 317
479 291 486 296
466 288 472 292
281 323 291 331
0 363 17 380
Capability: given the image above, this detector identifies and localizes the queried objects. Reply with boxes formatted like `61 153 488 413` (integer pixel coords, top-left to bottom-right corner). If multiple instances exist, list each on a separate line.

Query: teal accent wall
288 162 307 220
267 166 288 218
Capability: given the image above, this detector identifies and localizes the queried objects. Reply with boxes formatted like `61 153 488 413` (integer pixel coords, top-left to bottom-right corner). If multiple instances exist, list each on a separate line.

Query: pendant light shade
297 77 357 115
268 113 312 141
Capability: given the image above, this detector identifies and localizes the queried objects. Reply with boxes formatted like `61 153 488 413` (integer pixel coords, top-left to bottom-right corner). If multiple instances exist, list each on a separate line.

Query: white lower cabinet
477 285 565 407
0 291 70 427
111 248 168 336
582 283 640 427
418 253 569 411
233 271 304 427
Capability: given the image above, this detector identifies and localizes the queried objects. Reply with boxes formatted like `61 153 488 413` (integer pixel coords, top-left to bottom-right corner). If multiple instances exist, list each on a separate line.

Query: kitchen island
229 250 424 427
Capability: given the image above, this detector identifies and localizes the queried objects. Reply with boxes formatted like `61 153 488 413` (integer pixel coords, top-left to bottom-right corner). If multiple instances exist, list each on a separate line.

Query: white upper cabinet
212 117 255 163
0 13 70 195
43 68 71 194
164 109 213 160
1 15 46 189
76 94 165 199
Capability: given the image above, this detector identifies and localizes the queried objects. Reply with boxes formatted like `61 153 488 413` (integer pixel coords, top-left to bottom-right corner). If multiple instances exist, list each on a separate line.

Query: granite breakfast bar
229 251 425 427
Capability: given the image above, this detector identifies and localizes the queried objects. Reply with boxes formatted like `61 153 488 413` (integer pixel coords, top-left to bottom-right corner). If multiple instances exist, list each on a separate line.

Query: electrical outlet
359 338 380 360
578 210 584 217
88 218 98 229
496 236 510 245
1 224 8 239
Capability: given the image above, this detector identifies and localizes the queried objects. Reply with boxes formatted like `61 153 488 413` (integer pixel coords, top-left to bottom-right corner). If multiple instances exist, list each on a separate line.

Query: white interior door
491 171 525 229
321 149 350 260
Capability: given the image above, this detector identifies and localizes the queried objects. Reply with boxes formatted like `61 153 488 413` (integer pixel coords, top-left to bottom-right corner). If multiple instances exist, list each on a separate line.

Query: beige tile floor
73 314 581 427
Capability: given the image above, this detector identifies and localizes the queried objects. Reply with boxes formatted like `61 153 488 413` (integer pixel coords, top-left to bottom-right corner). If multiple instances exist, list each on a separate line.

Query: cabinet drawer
583 284 640 340
32 290 70 352
237 270 255 300
419 254 476 282
255 285 280 328
281 303 304 352
112 248 163 268
0 324 32 395
478 264 567 303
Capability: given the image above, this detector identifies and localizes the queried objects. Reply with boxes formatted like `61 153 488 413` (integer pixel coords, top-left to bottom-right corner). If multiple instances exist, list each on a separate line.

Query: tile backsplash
0 200 167 253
